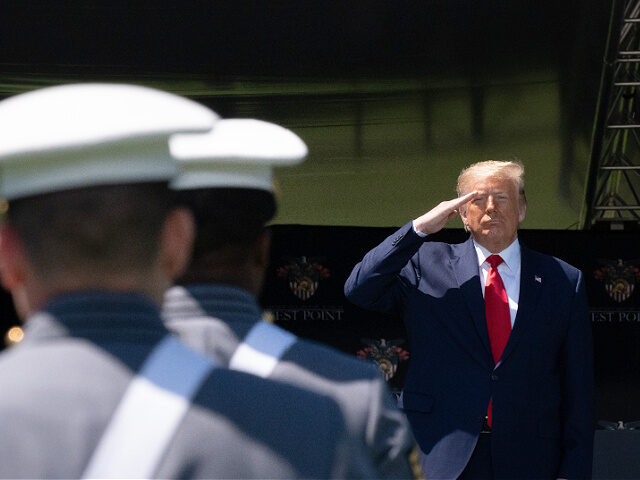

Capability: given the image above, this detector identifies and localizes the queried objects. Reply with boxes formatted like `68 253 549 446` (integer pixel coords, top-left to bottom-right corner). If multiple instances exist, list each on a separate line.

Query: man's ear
158 207 195 281
518 200 527 223
0 223 28 292
458 204 468 227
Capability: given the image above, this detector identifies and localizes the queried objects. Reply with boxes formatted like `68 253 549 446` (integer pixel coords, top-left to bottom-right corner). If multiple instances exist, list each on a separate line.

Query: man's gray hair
456 160 526 204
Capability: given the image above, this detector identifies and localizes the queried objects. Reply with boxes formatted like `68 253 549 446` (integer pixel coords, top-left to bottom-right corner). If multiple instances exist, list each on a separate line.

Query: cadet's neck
179 265 263 297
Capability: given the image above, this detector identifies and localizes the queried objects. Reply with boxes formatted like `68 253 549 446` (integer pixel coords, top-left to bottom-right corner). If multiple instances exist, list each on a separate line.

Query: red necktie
485 254 511 427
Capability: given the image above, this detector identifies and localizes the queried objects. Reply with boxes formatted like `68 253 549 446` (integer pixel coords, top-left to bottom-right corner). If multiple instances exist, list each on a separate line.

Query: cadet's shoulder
288 334 384 381
196 365 344 411
238 320 384 382
191 366 345 461
166 367 343 479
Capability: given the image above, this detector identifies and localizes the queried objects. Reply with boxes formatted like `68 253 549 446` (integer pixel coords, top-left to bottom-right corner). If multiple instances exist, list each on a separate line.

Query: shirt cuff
412 221 428 238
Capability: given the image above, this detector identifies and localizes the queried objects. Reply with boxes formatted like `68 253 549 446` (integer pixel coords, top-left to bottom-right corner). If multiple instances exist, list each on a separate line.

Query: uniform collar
164 284 261 323
23 290 166 342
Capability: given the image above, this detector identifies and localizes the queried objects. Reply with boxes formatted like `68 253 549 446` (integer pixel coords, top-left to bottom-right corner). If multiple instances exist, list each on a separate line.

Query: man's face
459 176 526 253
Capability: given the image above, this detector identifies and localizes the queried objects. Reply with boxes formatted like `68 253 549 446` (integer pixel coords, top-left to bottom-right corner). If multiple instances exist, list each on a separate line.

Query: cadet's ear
0 223 34 319
158 207 195 281
0 223 28 291
254 229 272 269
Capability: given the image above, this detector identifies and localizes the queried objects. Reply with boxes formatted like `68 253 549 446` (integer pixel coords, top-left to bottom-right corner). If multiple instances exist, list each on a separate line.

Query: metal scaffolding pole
583 0 640 229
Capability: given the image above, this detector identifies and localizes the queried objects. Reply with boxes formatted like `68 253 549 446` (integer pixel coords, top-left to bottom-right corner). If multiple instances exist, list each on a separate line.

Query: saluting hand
412 191 479 235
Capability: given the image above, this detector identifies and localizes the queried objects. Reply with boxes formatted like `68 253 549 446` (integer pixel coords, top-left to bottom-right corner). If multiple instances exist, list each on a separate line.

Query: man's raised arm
344 192 478 313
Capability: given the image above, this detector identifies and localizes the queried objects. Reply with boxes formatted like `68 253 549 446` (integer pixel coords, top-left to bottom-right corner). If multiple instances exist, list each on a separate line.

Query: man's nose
486 195 496 211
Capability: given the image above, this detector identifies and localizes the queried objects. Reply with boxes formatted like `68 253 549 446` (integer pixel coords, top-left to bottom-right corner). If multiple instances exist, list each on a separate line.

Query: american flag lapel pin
534 275 542 284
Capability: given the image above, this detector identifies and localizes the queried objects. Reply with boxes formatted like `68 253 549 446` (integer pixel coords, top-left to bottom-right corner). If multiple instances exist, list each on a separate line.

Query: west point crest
357 338 410 381
277 256 330 301
594 259 640 303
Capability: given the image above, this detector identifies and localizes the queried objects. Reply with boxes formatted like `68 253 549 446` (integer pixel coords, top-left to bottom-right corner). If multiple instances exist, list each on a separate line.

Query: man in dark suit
344 160 594 479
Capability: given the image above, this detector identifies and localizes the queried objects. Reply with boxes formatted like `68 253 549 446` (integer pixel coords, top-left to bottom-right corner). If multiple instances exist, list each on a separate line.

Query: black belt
480 416 492 434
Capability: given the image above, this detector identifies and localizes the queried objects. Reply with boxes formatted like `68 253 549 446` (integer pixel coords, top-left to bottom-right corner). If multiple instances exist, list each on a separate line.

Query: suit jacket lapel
450 238 493 367
499 244 543 365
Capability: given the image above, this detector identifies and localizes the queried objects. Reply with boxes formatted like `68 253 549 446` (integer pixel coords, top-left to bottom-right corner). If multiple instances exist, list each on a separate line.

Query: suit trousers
458 434 492 480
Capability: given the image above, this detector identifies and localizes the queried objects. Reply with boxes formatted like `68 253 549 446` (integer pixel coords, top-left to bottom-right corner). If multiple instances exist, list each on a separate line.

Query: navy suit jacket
344 222 594 480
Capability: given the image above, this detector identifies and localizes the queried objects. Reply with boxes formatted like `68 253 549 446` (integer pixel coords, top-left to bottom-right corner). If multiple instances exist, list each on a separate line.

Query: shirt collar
473 237 521 272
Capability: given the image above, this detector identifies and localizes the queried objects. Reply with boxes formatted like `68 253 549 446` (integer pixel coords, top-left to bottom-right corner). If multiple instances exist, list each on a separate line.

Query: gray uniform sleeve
365 373 422 479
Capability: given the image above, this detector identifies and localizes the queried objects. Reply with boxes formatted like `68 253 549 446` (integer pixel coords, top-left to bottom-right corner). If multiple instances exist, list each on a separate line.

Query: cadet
163 118 421 479
0 83 370 479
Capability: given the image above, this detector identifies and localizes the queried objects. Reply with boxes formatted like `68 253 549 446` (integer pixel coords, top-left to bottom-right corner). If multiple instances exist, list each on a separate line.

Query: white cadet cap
169 118 307 192
0 83 218 200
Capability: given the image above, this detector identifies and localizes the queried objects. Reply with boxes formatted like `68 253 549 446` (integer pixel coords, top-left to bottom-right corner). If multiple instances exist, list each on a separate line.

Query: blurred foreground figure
345 160 594 479
163 118 421 480
0 84 365 479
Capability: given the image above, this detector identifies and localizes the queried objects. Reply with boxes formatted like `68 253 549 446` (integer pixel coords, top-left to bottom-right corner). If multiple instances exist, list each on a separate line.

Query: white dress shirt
473 239 521 328
411 222 521 326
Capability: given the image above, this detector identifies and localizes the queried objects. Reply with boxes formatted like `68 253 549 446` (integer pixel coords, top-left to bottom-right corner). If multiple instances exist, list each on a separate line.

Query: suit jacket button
491 373 498 381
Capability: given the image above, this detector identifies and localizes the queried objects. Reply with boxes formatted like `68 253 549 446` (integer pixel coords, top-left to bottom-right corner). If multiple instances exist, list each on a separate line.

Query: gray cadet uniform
164 119 420 480
0 84 371 479
164 284 419 479
0 292 356 479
